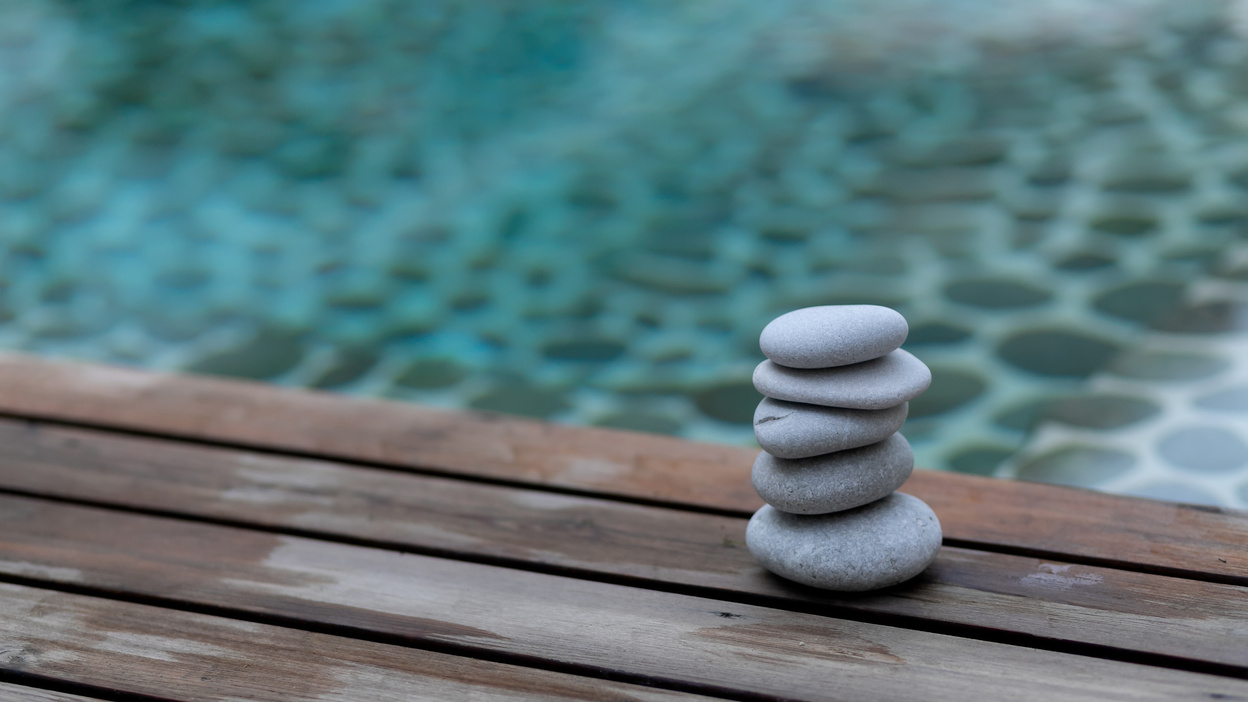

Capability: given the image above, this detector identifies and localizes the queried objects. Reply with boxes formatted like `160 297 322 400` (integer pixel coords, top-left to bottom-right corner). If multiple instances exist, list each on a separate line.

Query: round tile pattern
999 252 1248 508
997 331 1122 378
1158 427 1248 474
1194 387 1248 413
1109 352 1233 381
1045 395 1161 431
1015 446 1138 488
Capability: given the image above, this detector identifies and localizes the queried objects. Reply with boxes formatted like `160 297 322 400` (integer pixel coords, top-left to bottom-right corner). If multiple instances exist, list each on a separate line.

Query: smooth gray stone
746 493 942 591
754 397 908 459
752 434 914 515
752 349 931 410
760 305 908 369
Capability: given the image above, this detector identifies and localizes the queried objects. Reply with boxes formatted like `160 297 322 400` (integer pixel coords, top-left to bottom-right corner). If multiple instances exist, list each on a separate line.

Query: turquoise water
2 0 1248 506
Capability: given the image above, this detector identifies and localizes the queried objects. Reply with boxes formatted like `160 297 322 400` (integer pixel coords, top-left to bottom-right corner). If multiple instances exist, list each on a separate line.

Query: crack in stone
755 413 791 424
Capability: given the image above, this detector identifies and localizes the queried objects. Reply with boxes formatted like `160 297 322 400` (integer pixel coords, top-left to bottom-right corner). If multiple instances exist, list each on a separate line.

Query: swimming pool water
2 0 1247 507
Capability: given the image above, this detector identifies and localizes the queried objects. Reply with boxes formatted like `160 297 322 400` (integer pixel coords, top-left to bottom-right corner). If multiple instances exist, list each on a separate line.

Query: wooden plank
0 582 706 702
0 355 1244 582
1 421 1246 669
0 353 760 508
905 471 1248 581
0 683 106 702
0 496 1244 701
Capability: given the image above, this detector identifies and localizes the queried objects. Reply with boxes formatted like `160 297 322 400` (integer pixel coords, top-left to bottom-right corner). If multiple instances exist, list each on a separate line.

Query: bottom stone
746 493 942 591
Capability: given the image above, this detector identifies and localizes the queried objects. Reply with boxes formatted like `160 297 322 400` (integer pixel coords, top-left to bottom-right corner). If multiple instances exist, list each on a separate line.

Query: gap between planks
0 680 135 702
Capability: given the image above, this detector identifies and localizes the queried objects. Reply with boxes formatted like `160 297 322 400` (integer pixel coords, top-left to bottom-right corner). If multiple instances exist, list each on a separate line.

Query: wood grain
0 352 760 508
906 470 1248 582
0 355 1243 581
0 582 706 702
1 419 1245 669
1 496 1245 702
0 683 105 702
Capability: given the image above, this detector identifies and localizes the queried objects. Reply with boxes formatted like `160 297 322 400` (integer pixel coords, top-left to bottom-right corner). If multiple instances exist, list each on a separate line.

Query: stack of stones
745 305 943 591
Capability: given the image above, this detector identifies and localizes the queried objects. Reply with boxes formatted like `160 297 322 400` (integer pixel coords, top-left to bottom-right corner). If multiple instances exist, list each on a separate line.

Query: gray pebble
746 493 942 591
752 434 914 514
752 349 931 410
754 397 908 459
760 305 908 369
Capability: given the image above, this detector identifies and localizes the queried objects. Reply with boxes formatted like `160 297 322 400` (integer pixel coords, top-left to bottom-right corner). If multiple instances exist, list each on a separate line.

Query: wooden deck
0 353 1244 701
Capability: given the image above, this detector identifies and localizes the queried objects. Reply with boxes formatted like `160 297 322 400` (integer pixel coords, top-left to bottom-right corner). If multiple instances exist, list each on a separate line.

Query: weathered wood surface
1 420 1245 670
2 354 1246 700
0 582 707 702
0 683 104 702
1 497 1245 702
0 354 1244 583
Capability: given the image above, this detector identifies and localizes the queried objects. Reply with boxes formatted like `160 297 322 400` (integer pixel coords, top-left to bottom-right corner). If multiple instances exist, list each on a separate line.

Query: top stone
760 305 908 369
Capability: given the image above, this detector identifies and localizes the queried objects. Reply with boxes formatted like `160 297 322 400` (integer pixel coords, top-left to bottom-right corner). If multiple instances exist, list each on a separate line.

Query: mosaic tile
943 279 1054 310
1052 252 1116 272
1088 214 1159 237
1151 301 1248 334
1211 261 1248 282
187 328 305 380
1124 482 1222 506
325 287 389 313
469 379 571 419
1100 159 1191 194
884 136 1008 168
996 330 1121 378
1091 282 1185 325
542 338 628 363
1157 427 1248 474
1193 386 1248 413
992 396 1066 433
393 358 470 390
904 322 973 346
1045 395 1161 431
1107 351 1231 381
28 312 113 341
154 267 212 292
1196 207 1248 229
593 412 684 436
947 445 1015 476
861 168 997 203
309 348 380 389
1015 446 1137 488
844 256 910 276
608 254 742 296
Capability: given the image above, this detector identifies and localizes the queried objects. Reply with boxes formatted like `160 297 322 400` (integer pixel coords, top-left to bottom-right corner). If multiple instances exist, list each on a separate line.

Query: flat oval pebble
760 305 908 369
754 397 908 459
746 493 942 591
752 349 931 410
752 434 914 514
